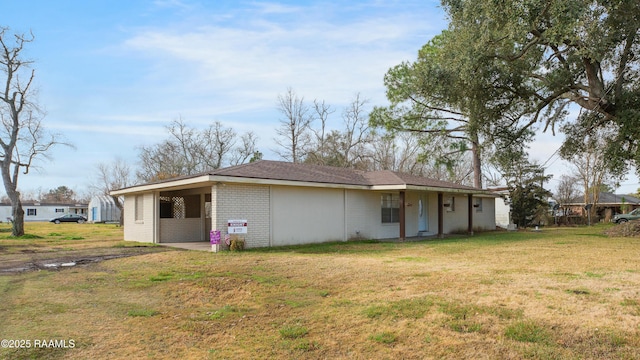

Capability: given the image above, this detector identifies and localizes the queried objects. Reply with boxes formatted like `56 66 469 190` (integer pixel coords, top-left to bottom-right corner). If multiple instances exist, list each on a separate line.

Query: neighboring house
564 192 640 222
0 202 88 222
88 195 122 223
111 160 497 248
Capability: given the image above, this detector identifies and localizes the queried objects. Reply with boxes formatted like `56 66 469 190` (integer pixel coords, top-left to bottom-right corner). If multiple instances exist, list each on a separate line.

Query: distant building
0 202 88 222
88 195 122 223
564 192 640 222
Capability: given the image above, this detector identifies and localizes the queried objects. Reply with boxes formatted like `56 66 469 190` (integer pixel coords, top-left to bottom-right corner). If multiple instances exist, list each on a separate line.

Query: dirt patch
0 246 171 274
604 220 640 237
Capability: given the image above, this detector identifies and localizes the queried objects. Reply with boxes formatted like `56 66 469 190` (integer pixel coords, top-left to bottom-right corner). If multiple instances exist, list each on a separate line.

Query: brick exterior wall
160 218 201 242
123 193 156 243
212 183 270 248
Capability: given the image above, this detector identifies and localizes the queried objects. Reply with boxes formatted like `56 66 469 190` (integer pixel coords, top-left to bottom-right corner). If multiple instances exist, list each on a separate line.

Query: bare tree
306 99 334 165
137 119 254 182
202 121 237 169
562 126 619 220
340 93 373 168
554 174 580 219
273 88 313 163
371 131 398 171
305 94 374 169
229 131 258 166
94 158 134 226
0 28 64 236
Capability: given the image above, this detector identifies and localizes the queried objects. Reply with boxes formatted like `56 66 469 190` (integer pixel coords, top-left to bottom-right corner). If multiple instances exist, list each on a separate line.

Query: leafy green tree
41 186 76 203
370 28 539 189
370 33 489 188
493 146 552 227
442 0 640 177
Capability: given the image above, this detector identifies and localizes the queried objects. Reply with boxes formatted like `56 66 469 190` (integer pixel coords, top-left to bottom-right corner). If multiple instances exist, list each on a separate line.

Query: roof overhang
111 174 499 197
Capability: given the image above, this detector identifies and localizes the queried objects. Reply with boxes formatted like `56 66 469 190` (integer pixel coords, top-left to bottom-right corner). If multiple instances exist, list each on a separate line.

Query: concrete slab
161 242 213 252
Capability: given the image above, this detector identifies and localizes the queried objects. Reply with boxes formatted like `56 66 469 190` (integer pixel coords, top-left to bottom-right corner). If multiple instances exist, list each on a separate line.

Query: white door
418 195 428 232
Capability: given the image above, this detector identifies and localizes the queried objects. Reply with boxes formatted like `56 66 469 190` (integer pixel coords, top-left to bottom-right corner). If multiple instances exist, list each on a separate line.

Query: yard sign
228 219 248 234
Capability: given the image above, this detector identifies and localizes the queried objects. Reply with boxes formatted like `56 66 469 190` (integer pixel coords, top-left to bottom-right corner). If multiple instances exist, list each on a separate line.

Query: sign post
210 230 221 252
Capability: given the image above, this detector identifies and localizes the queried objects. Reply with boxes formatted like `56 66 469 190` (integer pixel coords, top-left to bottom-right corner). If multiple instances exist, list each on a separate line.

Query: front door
418 195 428 232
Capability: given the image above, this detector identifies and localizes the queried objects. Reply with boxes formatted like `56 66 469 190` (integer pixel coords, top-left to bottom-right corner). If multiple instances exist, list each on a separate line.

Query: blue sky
2 0 638 197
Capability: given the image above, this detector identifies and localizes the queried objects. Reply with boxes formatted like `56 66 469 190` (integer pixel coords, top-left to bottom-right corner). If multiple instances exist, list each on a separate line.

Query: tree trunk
11 199 25 236
470 130 482 189
2 163 24 236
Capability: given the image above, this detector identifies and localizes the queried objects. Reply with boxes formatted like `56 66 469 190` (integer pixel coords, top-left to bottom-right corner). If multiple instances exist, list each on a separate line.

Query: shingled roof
209 160 369 185
208 160 478 190
567 192 640 205
114 160 483 194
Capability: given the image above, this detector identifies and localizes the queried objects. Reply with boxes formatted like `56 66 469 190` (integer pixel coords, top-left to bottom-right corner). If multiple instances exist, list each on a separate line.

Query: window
381 193 400 223
159 195 201 219
135 195 144 222
55 208 65 213
27 209 37 216
445 196 455 212
475 198 483 212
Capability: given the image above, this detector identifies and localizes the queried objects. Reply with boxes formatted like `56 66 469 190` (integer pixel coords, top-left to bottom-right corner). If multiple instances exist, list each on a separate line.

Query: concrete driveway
161 242 213 252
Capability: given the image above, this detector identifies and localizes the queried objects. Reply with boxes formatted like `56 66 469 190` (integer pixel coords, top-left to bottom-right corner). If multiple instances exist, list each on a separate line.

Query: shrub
230 238 245 251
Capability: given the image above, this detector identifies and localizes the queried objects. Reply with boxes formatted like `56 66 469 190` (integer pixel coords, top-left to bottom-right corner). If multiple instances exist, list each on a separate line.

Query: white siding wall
439 194 497 233
212 183 270 248
442 194 470 233
346 190 399 240
0 205 87 222
474 197 497 231
120 185 498 247
495 196 510 228
271 186 345 246
123 193 156 243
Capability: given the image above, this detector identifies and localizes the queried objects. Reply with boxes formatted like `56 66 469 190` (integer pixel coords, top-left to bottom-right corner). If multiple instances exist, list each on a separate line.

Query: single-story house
0 202 88 222
564 192 640 222
111 160 497 248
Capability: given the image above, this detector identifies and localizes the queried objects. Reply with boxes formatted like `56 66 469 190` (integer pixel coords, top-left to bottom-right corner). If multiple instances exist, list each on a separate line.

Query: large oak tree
442 0 640 176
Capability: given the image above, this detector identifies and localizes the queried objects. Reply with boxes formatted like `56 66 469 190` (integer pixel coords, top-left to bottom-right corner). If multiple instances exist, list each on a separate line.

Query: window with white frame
27 208 37 216
55 208 65 213
381 193 400 223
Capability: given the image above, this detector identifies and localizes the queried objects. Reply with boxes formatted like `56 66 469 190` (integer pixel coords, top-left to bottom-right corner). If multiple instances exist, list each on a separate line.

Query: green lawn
1 223 639 359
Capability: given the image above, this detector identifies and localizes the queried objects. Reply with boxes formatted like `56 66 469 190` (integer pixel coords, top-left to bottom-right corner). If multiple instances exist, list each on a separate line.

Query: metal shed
88 195 122 223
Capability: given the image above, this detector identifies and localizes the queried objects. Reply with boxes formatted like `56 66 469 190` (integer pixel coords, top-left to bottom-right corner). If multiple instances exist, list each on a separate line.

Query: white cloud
122 3 442 110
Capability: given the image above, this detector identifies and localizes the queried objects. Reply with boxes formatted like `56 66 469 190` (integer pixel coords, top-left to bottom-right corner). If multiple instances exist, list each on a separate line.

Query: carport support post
437 192 444 238
468 194 474 236
399 190 406 241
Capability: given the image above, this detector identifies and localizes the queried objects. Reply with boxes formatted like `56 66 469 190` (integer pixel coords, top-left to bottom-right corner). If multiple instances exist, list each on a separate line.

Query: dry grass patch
2 224 640 359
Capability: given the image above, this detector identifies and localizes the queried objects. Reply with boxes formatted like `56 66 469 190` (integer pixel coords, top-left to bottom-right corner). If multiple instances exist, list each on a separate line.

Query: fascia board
110 175 214 195
404 185 500 196
370 185 407 191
